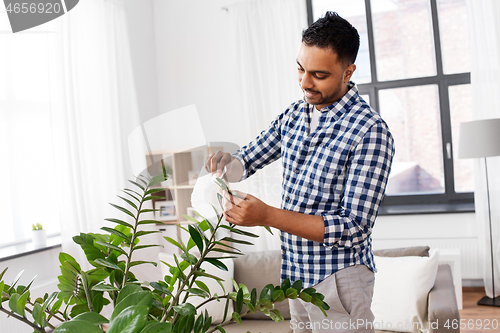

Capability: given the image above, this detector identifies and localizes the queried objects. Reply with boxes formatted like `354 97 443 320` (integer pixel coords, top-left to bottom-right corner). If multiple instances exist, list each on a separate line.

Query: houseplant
0 172 328 332
32 223 47 248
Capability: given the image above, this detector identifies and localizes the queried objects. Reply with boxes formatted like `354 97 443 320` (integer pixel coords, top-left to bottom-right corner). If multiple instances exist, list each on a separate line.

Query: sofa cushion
233 250 291 320
372 249 439 333
373 246 430 258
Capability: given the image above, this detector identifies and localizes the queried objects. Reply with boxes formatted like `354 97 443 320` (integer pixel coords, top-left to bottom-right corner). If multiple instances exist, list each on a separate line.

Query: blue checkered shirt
233 82 395 287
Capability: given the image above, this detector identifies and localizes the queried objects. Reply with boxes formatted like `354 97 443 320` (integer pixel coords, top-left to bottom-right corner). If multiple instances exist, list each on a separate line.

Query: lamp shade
458 118 500 159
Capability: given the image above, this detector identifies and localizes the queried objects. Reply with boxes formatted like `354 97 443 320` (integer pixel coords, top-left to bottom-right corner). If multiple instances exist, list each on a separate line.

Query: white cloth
49 0 142 268
467 0 500 298
227 0 307 252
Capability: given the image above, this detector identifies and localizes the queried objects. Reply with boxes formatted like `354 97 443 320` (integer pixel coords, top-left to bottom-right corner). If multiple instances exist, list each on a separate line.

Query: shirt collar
310 81 359 121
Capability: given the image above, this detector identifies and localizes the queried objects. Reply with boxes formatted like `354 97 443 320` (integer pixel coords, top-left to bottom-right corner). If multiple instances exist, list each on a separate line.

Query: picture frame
155 200 177 221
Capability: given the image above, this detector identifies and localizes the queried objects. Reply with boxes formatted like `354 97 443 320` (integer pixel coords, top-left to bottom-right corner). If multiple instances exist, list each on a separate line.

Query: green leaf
232 311 242 324
121 189 141 203
93 258 123 271
72 311 109 325
116 284 143 304
163 237 185 252
292 280 302 292
271 309 285 322
285 288 298 299
263 225 274 235
145 188 166 195
128 179 145 191
58 252 77 266
134 244 163 250
140 322 173 333
129 261 157 268
104 218 134 229
193 271 223 281
135 230 161 237
117 195 138 210
53 320 104 333
204 258 228 271
236 288 244 313
272 289 285 302
220 237 254 246
149 174 168 187
137 220 160 225
180 252 198 265
182 215 201 224
144 195 166 201
299 291 312 302
32 303 46 327
150 282 172 296
111 290 152 320
94 241 128 256
281 278 290 291
16 290 30 316
194 314 204 333
0 267 8 281
186 288 210 298
188 225 204 253
173 302 196 316
311 296 327 316
7 270 24 293
92 282 119 292
194 280 210 294
210 248 243 256
250 288 257 307
216 325 226 333
202 313 212 332
259 284 274 301
109 203 136 219
107 305 149 333
221 297 230 323
8 293 21 315
302 287 316 295
0 281 4 298
101 227 131 244
220 225 259 238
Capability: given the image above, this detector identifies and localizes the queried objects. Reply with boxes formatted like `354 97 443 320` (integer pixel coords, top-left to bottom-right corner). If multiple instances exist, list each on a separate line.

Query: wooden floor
460 288 500 333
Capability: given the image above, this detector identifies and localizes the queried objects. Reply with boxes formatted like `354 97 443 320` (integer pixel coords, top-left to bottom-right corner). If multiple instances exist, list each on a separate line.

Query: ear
343 64 356 83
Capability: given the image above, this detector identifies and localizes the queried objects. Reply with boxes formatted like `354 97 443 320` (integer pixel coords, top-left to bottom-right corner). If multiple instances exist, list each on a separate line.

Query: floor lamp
458 118 500 307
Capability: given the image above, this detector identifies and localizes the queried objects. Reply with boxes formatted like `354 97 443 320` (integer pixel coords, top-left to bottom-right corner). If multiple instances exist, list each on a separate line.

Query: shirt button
285 197 290 202
295 169 299 174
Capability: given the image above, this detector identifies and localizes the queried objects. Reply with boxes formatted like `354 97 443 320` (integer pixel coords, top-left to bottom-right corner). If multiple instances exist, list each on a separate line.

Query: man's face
297 43 355 110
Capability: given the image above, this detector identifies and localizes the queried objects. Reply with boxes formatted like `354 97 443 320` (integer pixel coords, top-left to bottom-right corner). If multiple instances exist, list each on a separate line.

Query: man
206 12 394 333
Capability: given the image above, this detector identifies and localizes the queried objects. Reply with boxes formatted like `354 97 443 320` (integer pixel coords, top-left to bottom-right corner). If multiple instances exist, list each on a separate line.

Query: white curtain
226 0 307 252
467 0 500 298
49 0 142 268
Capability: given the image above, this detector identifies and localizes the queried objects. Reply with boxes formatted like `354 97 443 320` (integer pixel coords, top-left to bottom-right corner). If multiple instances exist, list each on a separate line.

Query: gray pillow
374 246 430 258
232 250 290 320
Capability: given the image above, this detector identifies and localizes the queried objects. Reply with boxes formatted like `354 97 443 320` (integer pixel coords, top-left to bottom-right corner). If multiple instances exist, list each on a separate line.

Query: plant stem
0 307 45 333
161 215 224 323
121 178 147 287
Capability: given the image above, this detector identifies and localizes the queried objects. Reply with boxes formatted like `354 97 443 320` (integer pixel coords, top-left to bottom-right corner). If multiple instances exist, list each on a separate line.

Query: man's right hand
205 151 244 183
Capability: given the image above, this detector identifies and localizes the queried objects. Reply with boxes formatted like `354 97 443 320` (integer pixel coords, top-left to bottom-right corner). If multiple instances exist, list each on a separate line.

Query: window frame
306 0 474 214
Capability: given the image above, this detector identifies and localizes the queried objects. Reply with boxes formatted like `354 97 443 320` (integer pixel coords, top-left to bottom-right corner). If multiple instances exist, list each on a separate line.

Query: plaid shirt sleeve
322 121 394 249
233 108 289 180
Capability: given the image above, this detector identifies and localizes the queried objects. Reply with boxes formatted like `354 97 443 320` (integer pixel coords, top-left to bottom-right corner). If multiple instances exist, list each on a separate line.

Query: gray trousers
289 265 375 333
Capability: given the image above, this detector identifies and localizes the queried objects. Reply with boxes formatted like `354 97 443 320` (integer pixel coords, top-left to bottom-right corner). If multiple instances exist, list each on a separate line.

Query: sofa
221 247 460 333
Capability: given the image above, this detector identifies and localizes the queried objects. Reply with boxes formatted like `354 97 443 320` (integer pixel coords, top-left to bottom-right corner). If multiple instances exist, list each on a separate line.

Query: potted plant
32 223 47 248
0 172 328 332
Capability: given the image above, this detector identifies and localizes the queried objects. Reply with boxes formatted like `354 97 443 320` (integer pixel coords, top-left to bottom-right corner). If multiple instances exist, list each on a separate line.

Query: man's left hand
222 190 271 227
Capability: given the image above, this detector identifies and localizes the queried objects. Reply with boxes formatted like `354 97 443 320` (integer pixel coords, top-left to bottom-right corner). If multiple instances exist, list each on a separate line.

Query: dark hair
302 12 360 66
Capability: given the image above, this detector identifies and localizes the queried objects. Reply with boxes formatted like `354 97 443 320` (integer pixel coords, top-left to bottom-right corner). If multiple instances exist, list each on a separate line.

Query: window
0 14 61 247
307 0 473 213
